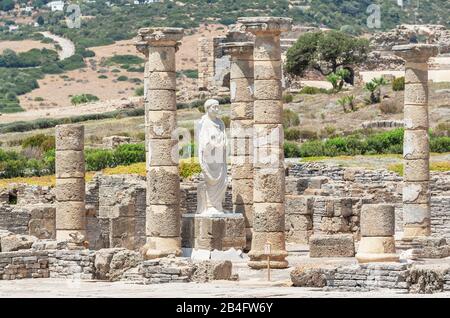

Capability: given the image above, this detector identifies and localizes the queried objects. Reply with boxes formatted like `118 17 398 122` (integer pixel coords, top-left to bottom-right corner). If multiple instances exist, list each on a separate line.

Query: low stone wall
291 262 450 294
48 249 95 280
0 250 49 280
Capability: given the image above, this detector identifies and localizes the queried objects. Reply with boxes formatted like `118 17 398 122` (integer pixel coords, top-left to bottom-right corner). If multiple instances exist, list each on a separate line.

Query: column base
141 237 182 260
247 248 289 269
356 236 399 263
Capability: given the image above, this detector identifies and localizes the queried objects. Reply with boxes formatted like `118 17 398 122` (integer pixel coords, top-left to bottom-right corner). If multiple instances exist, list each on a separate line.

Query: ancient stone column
356 204 399 263
55 124 86 243
135 27 184 259
222 41 254 251
393 44 438 240
238 17 292 269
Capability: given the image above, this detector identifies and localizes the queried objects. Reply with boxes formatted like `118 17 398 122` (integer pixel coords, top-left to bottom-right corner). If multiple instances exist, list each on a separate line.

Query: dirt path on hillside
40 32 75 60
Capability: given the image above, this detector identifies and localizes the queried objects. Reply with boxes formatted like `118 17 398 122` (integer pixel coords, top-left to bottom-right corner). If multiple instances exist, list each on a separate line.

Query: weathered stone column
238 17 292 269
55 124 86 243
222 41 254 251
135 27 184 259
393 44 438 240
356 204 399 263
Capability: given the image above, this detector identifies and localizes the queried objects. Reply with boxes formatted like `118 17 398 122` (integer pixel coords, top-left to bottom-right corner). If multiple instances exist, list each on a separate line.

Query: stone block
403 181 430 204
357 236 396 254
230 119 253 138
148 138 178 166
232 178 253 205
309 234 355 258
0 235 36 252
253 100 282 124
253 203 285 232
254 79 282 100
55 124 84 151
56 201 86 230
146 90 176 111
404 105 428 130
146 110 176 139
147 71 176 89
404 159 429 181
230 59 254 79
233 204 253 228
403 203 430 225
320 217 350 233
55 151 85 178
230 102 253 120
230 136 253 157
403 130 429 160
309 176 328 189
254 60 282 80
285 195 313 215
231 157 253 179
253 35 281 60
360 204 395 237
230 78 254 102
147 46 176 72
405 62 428 83
253 169 285 203
404 83 428 105
55 178 85 202
147 166 180 205
146 205 180 237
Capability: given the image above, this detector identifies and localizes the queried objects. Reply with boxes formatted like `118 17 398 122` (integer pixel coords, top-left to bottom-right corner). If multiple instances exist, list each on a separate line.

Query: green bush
282 93 294 103
284 141 301 158
299 86 329 95
282 109 300 128
106 55 144 65
179 159 202 179
134 86 144 96
430 136 450 153
117 75 128 81
392 77 405 91
21 134 55 152
71 94 99 105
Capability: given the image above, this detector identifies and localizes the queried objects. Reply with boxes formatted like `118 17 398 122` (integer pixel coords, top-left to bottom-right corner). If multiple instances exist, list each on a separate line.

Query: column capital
392 44 439 63
135 27 184 55
221 42 254 57
237 17 292 35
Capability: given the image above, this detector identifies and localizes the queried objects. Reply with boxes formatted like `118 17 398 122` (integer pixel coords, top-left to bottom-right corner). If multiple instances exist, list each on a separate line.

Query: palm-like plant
346 94 356 111
364 81 379 104
372 77 387 101
337 96 348 112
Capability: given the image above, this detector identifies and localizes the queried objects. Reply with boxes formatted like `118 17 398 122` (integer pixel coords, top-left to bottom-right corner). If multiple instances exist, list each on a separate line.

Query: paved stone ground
1 278 450 298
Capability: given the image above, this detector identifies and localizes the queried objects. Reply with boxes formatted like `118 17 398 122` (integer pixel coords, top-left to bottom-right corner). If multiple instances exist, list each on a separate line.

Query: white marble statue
196 99 228 215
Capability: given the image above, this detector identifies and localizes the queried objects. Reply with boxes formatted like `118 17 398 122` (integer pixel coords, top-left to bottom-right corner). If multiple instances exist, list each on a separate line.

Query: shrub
179 158 202 179
134 86 144 96
106 55 144 65
299 86 329 95
117 75 128 81
98 75 108 79
21 134 55 152
282 93 294 103
430 136 450 153
433 123 450 137
34 97 44 101
392 77 405 91
284 141 301 158
285 128 301 141
71 94 99 105
221 116 230 128
282 109 300 129
379 99 402 114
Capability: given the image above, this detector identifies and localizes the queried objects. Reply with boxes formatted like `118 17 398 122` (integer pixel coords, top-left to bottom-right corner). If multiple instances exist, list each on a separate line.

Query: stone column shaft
393 44 438 240
55 124 86 243
238 17 292 269
223 42 254 251
136 27 184 259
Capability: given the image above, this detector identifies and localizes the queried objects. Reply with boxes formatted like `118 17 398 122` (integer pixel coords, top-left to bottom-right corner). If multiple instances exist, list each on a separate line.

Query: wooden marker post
264 241 272 281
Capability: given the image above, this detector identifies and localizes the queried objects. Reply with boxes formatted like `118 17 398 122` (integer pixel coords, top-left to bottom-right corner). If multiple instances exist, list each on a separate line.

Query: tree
285 30 369 77
37 16 45 26
1 0 15 12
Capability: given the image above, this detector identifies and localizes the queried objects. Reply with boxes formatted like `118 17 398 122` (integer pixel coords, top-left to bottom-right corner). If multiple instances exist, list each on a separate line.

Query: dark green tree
285 30 369 76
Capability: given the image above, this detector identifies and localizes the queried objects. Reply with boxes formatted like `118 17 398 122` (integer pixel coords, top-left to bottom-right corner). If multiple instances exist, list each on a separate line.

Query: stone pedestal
181 213 246 251
356 204 399 263
135 27 184 259
393 44 438 241
238 16 292 269
222 41 254 251
55 124 86 243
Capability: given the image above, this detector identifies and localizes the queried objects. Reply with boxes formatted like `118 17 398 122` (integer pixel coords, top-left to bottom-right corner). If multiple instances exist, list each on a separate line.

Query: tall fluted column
393 44 438 240
222 41 254 251
135 27 184 259
55 124 86 243
238 17 292 269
